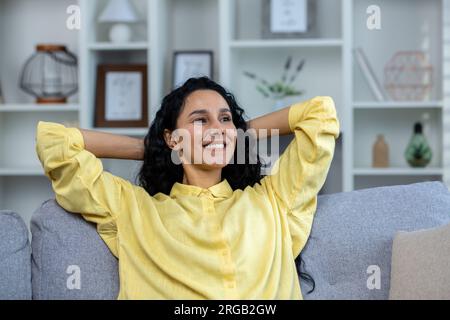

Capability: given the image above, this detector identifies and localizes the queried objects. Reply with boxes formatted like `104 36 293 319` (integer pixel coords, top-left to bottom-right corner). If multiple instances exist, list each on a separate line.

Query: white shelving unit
347 0 447 191
0 0 448 227
0 0 80 226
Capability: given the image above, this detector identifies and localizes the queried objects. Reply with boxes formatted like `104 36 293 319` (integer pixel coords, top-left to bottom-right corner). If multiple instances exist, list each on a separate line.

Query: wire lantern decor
20 44 78 103
384 51 433 101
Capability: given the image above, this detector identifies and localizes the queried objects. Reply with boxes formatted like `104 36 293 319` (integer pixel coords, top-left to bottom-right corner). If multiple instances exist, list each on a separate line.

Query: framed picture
173 51 214 88
95 64 148 128
262 0 317 39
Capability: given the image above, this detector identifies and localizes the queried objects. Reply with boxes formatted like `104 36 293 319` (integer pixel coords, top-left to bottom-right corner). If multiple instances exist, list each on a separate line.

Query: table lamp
98 0 139 43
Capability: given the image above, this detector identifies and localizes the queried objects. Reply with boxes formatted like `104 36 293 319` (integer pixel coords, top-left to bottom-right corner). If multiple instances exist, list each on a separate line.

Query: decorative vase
404 122 432 167
372 134 389 168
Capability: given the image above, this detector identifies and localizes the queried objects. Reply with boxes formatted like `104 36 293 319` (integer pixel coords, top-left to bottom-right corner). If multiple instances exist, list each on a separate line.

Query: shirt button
225 281 236 289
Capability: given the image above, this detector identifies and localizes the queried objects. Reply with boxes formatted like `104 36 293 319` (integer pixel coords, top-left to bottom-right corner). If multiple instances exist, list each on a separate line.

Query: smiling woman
162 90 239 186
141 77 263 195
35 76 340 299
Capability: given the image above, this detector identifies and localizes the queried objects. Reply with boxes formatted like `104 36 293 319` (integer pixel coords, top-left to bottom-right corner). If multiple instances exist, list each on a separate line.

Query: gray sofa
1 181 450 300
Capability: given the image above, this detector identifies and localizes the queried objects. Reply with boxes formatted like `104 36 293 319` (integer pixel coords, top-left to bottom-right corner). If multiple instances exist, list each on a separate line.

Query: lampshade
98 0 139 23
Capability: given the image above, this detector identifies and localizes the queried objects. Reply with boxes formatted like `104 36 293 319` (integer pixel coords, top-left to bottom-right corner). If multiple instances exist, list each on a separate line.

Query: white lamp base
109 23 132 43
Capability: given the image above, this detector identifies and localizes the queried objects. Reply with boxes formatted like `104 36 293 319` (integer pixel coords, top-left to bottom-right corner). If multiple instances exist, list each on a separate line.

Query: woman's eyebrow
188 109 208 117
188 108 231 117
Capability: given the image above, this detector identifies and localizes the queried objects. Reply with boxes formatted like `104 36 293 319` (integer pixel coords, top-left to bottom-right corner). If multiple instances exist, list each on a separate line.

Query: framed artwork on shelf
95 64 148 128
262 0 317 39
173 50 214 88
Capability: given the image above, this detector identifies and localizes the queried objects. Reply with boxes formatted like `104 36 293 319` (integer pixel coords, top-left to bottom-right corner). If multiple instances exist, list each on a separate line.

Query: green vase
404 122 432 167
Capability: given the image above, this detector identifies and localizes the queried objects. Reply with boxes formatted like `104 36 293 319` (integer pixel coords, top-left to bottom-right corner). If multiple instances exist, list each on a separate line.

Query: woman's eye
194 118 207 124
221 116 231 122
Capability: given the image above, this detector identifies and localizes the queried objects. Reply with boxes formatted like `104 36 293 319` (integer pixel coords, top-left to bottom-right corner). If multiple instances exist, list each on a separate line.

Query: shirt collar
169 179 233 199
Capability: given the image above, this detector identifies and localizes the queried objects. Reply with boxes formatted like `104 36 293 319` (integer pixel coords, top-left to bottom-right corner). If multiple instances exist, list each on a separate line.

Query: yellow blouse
35 96 340 300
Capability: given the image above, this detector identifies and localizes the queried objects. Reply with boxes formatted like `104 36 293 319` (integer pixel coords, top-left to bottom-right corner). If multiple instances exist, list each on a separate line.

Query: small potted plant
244 56 305 110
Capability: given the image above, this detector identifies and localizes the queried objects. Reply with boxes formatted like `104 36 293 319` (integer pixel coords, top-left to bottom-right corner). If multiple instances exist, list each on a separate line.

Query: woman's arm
79 129 145 160
254 96 340 258
36 121 142 257
246 105 292 138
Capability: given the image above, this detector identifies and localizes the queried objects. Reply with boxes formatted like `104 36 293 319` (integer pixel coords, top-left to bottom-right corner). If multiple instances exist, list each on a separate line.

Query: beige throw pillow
389 222 450 300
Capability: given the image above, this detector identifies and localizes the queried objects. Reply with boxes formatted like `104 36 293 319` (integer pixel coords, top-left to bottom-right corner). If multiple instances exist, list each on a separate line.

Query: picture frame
95 64 148 128
262 0 317 39
173 50 214 88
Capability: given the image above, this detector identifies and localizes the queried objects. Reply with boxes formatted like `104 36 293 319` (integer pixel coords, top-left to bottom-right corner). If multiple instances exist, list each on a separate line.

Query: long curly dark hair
136 76 315 294
137 76 262 196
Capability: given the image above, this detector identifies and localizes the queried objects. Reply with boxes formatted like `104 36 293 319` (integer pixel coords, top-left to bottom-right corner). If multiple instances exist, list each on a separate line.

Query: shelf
94 127 148 136
230 39 343 49
353 101 444 109
353 168 443 176
0 167 44 176
0 104 79 112
87 42 149 51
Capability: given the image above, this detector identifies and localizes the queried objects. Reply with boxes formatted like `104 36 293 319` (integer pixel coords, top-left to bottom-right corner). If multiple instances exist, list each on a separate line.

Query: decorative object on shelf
404 122 433 168
262 0 316 39
384 51 433 101
19 44 78 104
95 64 148 128
354 47 388 101
98 0 139 43
244 56 305 111
372 134 389 168
173 51 213 89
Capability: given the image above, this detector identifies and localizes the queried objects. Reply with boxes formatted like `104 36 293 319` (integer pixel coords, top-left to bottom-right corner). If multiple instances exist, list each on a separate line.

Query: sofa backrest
0 210 32 300
30 199 119 300
29 181 450 300
299 181 450 300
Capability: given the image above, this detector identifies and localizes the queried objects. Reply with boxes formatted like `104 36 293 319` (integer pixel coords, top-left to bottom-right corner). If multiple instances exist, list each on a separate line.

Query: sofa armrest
0 210 32 300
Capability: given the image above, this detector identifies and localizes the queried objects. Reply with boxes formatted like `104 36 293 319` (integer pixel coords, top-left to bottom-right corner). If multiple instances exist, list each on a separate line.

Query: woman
36 77 340 299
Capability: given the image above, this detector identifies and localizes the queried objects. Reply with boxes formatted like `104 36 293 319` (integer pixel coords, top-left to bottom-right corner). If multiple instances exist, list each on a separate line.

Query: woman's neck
182 165 222 189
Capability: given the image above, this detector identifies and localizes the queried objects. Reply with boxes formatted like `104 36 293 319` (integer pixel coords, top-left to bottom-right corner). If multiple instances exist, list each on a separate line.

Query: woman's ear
163 129 175 149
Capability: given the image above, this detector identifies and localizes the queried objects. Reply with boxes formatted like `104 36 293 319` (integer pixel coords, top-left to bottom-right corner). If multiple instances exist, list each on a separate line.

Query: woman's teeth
204 143 225 149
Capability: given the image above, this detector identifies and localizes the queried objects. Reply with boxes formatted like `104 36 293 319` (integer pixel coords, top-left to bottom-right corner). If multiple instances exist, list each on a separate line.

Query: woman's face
165 89 237 169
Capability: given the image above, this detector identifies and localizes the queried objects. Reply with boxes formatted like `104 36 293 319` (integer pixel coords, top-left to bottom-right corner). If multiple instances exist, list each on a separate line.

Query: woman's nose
209 128 224 137
208 120 225 132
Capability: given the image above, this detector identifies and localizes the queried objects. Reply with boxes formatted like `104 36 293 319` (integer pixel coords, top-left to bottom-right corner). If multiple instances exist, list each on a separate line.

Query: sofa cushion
389 222 450 300
299 181 450 300
30 199 119 299
0 210 32 300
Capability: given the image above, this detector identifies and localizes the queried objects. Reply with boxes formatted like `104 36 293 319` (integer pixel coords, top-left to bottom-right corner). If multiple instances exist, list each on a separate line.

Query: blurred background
0 0 449 227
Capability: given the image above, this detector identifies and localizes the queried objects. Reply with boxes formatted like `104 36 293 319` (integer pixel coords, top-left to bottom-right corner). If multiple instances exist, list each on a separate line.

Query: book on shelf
354 47 388 102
